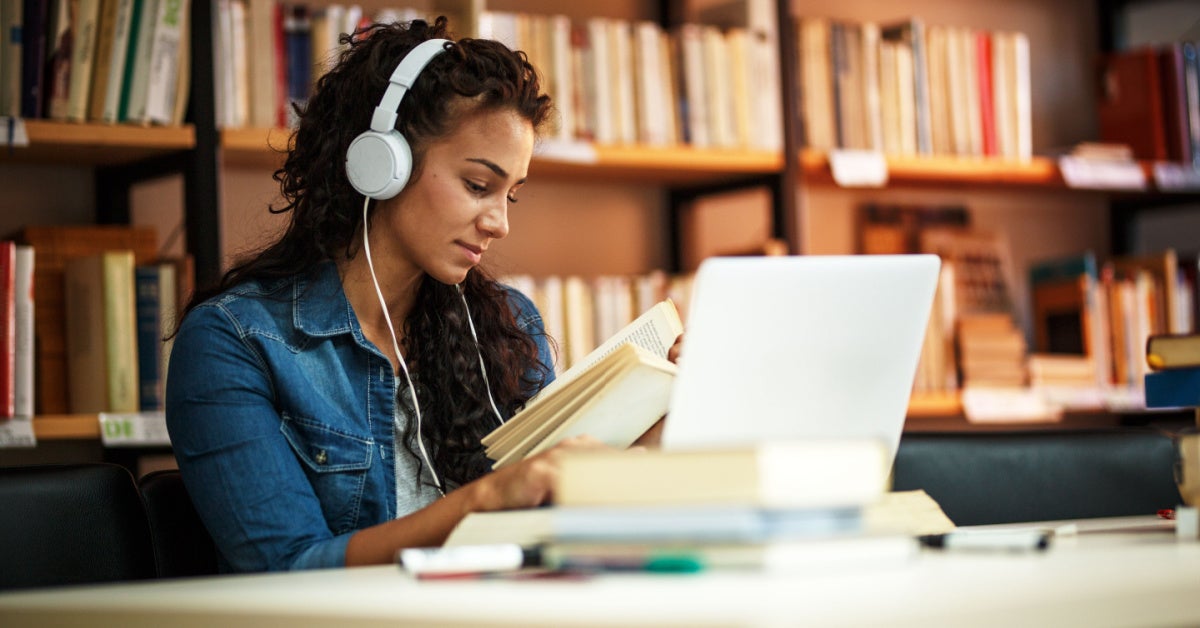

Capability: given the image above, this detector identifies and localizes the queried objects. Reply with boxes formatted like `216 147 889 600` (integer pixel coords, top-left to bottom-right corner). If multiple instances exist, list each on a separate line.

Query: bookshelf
5 0 1200 446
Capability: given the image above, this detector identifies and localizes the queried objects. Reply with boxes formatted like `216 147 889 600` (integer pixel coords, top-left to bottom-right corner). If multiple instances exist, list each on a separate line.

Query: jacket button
316 450 328 465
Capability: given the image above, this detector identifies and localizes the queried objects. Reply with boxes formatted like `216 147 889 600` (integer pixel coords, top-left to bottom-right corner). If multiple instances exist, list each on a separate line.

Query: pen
398 543 543 576
918 529 1051 553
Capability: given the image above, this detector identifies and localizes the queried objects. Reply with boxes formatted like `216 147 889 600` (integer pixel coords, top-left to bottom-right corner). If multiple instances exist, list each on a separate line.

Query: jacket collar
293 261 360 338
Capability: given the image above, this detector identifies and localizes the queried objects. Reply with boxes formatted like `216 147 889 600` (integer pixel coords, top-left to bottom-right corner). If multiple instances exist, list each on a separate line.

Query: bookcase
3 0 1199 459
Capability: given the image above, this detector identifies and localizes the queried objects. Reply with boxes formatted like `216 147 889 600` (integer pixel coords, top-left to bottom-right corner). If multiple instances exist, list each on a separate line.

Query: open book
483 300 684 469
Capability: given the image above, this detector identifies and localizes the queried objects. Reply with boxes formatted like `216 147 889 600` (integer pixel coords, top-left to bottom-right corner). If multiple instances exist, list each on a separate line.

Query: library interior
1 0 1199 624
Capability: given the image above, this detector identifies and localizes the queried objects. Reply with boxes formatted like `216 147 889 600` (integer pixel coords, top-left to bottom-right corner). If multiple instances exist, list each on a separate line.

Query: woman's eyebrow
466 158 526 184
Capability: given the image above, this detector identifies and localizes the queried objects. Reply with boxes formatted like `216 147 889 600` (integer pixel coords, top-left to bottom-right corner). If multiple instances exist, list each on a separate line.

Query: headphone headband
369 38 450 133
346 38 451 201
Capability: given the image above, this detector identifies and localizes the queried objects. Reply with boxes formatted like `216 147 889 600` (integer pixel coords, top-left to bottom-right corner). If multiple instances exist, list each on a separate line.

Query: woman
166 17 630 573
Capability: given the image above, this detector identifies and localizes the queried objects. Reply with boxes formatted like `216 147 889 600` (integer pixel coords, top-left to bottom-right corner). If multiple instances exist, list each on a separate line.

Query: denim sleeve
504 285 556 391
165 304 351 572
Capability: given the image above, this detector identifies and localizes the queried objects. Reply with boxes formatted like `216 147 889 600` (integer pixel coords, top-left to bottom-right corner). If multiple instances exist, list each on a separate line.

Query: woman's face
379 107 534 286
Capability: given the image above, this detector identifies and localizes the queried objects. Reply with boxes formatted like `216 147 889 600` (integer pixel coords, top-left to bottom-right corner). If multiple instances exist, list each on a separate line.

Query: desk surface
1 517 1198 628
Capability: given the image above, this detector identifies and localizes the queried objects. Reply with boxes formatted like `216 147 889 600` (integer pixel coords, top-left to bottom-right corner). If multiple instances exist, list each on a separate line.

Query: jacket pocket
280 413 374 534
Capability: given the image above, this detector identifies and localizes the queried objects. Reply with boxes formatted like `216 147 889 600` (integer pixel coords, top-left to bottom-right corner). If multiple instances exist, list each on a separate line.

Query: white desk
1 517 1197 627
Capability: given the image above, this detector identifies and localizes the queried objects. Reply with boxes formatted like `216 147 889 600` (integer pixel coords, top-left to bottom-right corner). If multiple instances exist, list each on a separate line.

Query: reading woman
166 18 663 572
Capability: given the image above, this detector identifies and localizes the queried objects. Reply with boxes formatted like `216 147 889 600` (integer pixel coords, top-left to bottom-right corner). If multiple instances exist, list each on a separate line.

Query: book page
538 299 682 399
482 300 683 448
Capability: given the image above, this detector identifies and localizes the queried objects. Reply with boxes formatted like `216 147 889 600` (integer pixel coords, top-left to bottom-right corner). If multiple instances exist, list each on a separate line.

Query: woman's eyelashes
464 179 520 204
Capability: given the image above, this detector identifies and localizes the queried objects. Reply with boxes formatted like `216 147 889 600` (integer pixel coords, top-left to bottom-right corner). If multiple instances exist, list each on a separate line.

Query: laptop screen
662 254 941 468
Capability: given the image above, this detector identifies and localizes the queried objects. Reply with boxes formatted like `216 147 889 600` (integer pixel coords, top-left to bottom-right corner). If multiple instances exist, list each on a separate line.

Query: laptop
662 254 941 469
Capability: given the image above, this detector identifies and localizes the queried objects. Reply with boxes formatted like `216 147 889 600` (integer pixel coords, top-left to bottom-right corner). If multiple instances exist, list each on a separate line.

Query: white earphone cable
362 197 443 495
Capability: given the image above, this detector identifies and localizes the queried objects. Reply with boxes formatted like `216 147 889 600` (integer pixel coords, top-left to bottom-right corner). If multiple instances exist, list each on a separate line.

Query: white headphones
345 38 450 200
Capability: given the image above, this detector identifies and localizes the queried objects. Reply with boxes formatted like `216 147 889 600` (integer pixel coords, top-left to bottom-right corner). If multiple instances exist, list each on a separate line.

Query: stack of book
1144 333 1200 409
956 312 1027 388
448 441 952 573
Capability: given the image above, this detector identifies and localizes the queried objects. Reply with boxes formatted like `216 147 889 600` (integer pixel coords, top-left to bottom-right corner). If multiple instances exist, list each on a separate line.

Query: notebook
662 254 941 469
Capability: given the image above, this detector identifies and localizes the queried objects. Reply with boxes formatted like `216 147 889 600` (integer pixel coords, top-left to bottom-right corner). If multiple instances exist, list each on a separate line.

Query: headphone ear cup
346 130 414 200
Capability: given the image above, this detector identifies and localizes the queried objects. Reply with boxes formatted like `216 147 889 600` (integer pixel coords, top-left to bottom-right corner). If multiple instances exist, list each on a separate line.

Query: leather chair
892 428 1183 526
0 463 157 589
138 469 220 578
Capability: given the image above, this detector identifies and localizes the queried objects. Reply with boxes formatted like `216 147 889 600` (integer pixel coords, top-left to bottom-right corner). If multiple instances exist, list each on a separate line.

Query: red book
1097 47 1168 161
976 32 997 157
0 241 15 418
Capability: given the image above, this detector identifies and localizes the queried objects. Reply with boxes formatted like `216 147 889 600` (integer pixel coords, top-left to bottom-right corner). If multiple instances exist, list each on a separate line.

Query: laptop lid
662 254 941 467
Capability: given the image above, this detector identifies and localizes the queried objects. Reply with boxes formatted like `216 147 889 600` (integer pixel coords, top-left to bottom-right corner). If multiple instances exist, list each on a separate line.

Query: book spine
96 0 134 122
87 0 118 121
134 265 162 411
1144 367 1200 408
103 251 139 413
0 0 22 116
0 241 15 418
143 0 186 124
19 0 49 117
118 0 151 121
13 245 34 417
65 0 102 122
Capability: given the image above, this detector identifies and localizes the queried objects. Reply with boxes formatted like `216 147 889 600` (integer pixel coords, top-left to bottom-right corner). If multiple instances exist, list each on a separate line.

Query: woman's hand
466 435 608 512
668 333 684 364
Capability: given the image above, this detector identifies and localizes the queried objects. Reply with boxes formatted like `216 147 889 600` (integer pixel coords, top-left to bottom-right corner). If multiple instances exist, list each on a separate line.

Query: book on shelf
1146 333 1200 370
0 0 21 116
87 0 135 123
13 245 34 418
482 299 683 469
14 225 157 414
63 0 101 122
552 440 889 510
64 250 140 414
134 262 175 411
0 242 14 417
1109 47 1171 160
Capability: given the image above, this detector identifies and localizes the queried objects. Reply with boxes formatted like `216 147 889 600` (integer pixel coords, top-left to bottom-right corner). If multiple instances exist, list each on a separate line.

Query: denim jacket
165 261 554 572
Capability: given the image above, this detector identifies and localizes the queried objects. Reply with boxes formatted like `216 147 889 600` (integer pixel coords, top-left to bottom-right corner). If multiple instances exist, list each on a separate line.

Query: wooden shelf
30 414 101 440
221 126 784 184
2 120 194 165
798 149 1200 194
800 149 1064 188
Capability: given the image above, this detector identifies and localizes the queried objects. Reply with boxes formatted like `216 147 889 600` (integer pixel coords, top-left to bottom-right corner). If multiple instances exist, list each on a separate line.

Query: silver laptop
662 254 941 468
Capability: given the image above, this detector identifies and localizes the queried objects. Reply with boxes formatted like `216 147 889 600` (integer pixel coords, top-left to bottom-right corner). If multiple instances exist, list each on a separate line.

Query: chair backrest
0 463 157 590
138 469 220 578
892 428 1183 526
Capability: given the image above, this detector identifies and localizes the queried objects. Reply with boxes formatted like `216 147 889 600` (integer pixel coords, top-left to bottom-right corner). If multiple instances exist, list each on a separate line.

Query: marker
541 548 706 573
919 529 1051 553
398 544 543 576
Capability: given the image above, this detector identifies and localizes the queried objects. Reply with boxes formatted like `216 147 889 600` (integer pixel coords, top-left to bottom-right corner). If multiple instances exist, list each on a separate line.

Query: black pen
919 529 1051 552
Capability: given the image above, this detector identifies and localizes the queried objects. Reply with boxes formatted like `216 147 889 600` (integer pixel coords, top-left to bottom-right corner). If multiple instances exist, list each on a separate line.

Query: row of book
797 16 1032 161
210 1 787 151
1097 42 1200 166
857 203 1200 412
0 0 191 125
500 272 695 374
1030 249 1196 399
212 1 424 129
1 226 190 418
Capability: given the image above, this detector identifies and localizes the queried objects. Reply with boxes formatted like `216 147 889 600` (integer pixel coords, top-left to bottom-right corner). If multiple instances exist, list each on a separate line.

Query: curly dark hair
183 16 554 489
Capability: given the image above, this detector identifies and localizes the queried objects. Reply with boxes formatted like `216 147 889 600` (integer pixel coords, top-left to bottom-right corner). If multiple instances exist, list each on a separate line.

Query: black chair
0 463 157 590
138 469 220 578
892 428 1183 526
